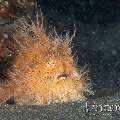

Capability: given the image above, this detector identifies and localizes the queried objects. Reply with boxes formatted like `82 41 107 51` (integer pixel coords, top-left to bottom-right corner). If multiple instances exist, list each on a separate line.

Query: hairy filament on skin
0 15 90 105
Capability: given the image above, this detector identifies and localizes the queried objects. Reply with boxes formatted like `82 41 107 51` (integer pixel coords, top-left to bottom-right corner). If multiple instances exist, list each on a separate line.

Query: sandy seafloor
1 0 120 119
0 97 120 120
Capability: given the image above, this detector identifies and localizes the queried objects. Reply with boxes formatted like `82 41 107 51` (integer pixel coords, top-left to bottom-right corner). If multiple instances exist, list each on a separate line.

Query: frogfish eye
56 73 69 80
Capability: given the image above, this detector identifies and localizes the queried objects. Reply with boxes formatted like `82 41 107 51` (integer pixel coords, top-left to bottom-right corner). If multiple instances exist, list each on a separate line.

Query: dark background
36 0 120 98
